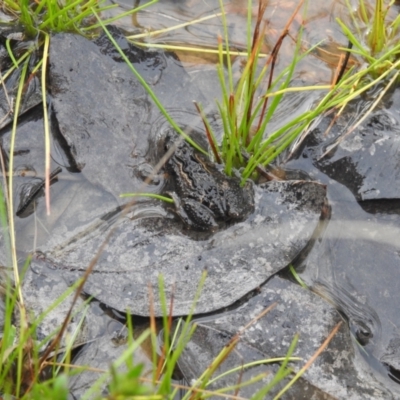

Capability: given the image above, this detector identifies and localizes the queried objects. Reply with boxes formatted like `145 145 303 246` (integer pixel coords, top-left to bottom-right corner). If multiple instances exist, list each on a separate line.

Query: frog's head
164 130 193 163
163 129 182 153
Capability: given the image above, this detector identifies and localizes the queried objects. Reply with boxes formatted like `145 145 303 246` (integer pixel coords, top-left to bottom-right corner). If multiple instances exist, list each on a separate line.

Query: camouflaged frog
164 132 254 232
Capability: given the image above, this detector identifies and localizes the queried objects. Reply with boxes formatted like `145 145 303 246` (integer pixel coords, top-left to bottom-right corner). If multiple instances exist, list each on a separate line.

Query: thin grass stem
130 42 268 57
218 0 233 93
273 322 342 399
119 192 174 203
5 39 18 68
40 33 51 215
207 357 302 387
8 58 30 307
127 10 222 40
81 329 151 400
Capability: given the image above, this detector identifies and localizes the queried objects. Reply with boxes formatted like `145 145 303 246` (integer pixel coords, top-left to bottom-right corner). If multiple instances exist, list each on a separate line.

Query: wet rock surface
1 107 57 219
48 28 207 200
22 262 91 348
27 180 326 316
285 88 400 395
68 329 153 400
293 183 400 392
0 35 42 129
0 24 399 399
22 265 153 399
0 106 119 253
295 94 400 201
177 275 393 399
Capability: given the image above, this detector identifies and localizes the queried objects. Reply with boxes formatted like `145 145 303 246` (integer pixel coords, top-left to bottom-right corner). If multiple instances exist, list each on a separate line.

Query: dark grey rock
48 29 207 201
0 106 119 253
30 180 327 316
177 275 393 399
22 260 90 349
0 41 42 130
294 92 400 201
1 107 58 216
69 328 152 399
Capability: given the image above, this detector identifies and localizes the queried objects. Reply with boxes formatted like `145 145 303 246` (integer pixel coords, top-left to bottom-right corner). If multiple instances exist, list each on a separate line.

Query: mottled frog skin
164 132 254 232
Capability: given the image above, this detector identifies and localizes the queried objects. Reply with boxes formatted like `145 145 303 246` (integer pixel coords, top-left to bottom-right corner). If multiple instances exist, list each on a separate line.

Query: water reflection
286 103 400 390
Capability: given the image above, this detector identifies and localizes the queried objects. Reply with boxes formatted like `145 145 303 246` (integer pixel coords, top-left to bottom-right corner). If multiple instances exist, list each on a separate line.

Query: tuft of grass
115 0 400 188
2 0 158 37
181 0 312 183
337 0 400 76
181 0 400 185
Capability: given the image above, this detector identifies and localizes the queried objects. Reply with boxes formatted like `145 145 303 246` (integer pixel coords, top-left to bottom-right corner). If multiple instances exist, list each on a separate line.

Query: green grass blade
368 0 385 55
8 57 30 305
34 0 50 17
39 0 94 30
161 272 206 396
119 193 174 203
289 265 308 289
81 329 151 400
336 18 375 62
3 0 20 11
253 335 299 399
358 0 369 24
207 356 302 387
5 39 18 68
218 0 233 94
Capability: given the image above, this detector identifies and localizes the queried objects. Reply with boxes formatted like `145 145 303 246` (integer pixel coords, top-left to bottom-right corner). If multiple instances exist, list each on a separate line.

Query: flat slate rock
0 107 55 215
28 180 327 317
48 28 206 200
0 106 120 253
176 275 394 399
22 266 153 399
21 261 91 348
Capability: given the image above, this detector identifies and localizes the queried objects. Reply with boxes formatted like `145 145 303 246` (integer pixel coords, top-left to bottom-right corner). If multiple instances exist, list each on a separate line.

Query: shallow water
118 0 400 394
285 96 400 392
3 0 400 397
